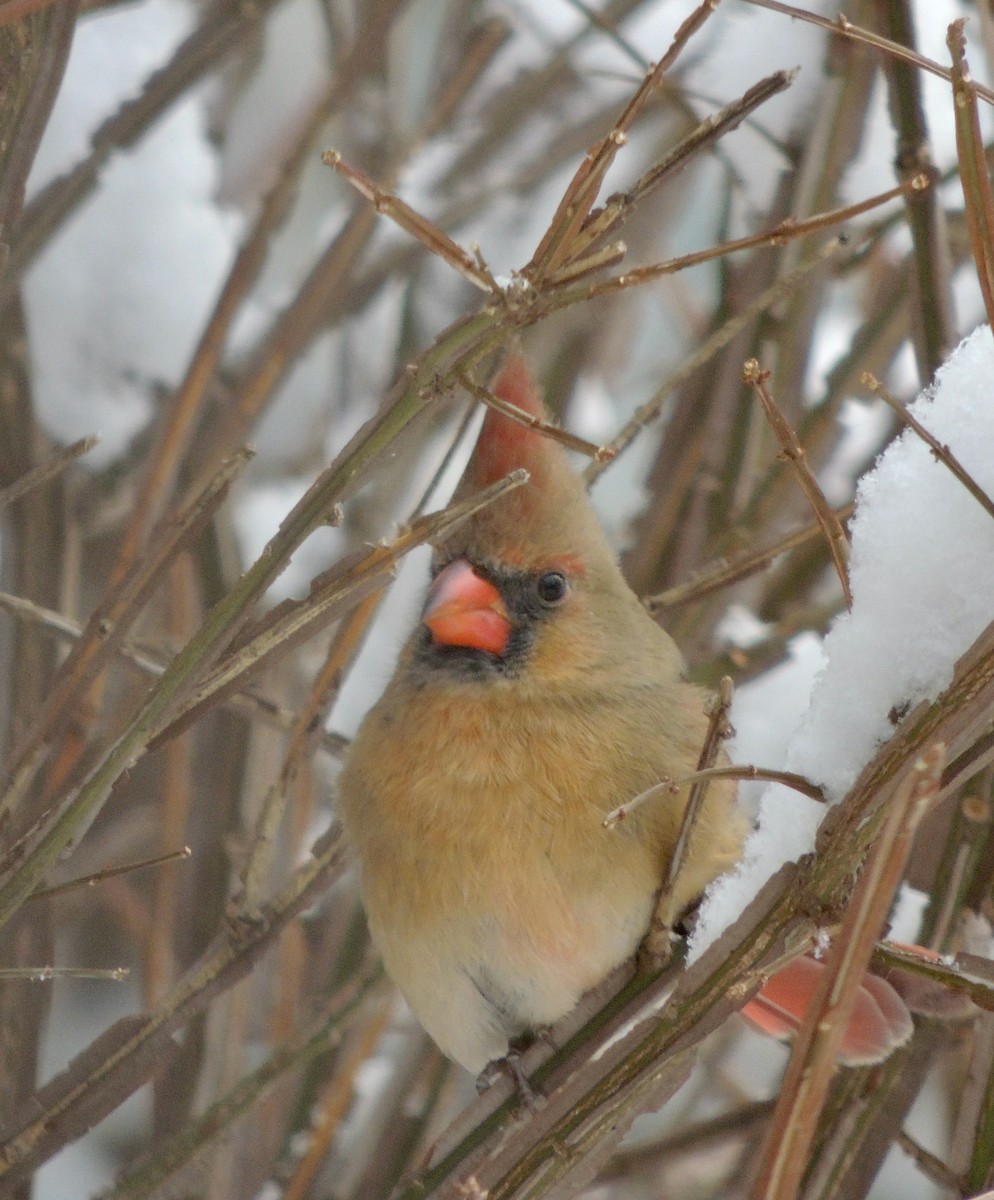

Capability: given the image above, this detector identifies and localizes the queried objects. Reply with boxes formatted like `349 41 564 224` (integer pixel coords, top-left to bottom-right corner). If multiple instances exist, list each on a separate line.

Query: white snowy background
7 0 994 1195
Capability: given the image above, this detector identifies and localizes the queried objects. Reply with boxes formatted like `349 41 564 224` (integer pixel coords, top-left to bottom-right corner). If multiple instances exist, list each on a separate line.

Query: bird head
419 355 671 687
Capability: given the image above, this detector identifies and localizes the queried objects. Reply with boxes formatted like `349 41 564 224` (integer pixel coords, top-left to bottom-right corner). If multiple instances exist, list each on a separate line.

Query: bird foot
637 923 676 972
477 1044 546 1114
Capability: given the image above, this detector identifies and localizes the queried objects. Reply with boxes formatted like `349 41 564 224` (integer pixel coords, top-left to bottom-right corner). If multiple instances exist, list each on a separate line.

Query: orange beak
422 559 511 655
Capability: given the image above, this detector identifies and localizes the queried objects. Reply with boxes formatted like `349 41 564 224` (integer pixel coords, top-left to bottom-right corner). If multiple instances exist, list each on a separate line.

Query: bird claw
637 923 677 972
477 1046 546 1114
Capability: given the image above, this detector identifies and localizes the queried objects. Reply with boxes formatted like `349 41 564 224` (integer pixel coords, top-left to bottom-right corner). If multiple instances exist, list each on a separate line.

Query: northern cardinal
336 355 913 1075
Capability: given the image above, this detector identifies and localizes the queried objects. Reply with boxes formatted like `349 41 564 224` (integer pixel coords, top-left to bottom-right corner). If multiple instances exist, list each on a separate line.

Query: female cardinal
336 355 912 1074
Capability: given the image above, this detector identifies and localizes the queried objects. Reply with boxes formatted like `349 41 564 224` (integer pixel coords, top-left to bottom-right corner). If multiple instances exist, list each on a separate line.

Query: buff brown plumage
336 355 912 1074
337 355 748 1071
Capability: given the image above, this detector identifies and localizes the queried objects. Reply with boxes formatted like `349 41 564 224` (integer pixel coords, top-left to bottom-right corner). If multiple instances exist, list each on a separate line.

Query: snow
693 324 994 957
890 885 930 945
725 632 826 816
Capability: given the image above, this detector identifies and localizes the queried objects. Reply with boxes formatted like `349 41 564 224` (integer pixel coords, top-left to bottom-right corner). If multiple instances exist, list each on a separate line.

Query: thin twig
27 847 191 902
570 177 925 303
194 209 384 478
410 400 480 519
645 502 856 611
948 21 994 330
0 588 344 751
750 744 945 1200
204 11 490 466
895 1129 966 1192
0 435 97 508
0 448 255 823
280 1003 394 1200
638 677 735 968
601 1099 776 1178
93 967 382 1200
955 1013 994 1193
862 371 994 524
0 966 129 981
878 0 956 378
671 765 826 803
541 69 798 286
238 589 384 911
112 70 349 570
458 369 612 460
586 239 847 481
420 16 511 141
920 785 994 951
149 469 529 750
523 0 722 282
742 0 994 105
873 942 994 1012
745 358 852 608
0 0 79 239
0 829 347 1182
561 0 649 69
323 150 496 293
604 764 826 828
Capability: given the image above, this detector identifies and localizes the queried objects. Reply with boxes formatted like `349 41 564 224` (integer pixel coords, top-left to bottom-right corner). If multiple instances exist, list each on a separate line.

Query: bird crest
444 354 613 574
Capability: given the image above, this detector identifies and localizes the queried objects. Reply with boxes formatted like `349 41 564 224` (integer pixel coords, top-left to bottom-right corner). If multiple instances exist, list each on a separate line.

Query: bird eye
536 571 569 605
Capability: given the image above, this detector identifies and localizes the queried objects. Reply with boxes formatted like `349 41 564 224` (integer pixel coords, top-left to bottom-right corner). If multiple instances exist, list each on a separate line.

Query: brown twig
920 785 994 951
523 0 722 283
27 847 191 903
750 744 945 1200
948 21 994 331
586 239 847 482
112 66 357 573
0 435 97 509
639 676 735 968
0 0 79 244
574 178 924 303
862 371 994 525
601 1099 776 1180
644 502 856 611
872 942 994 1013
0 828 348 1184
742 0 994 105
894 1129 965 1193
458 369 612 461
561 0 649 70
323 150 497 293
0 587 345 751
673 765 826 803
237 588 384 911
92 966 382 1200
280 1005 394 1200
0 965 128 981
745 358 852 608
954 1013 994 1192
0 448 254 821
604 764 826 828
540 68 798 288
878 0 956 379
149 468 529 751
